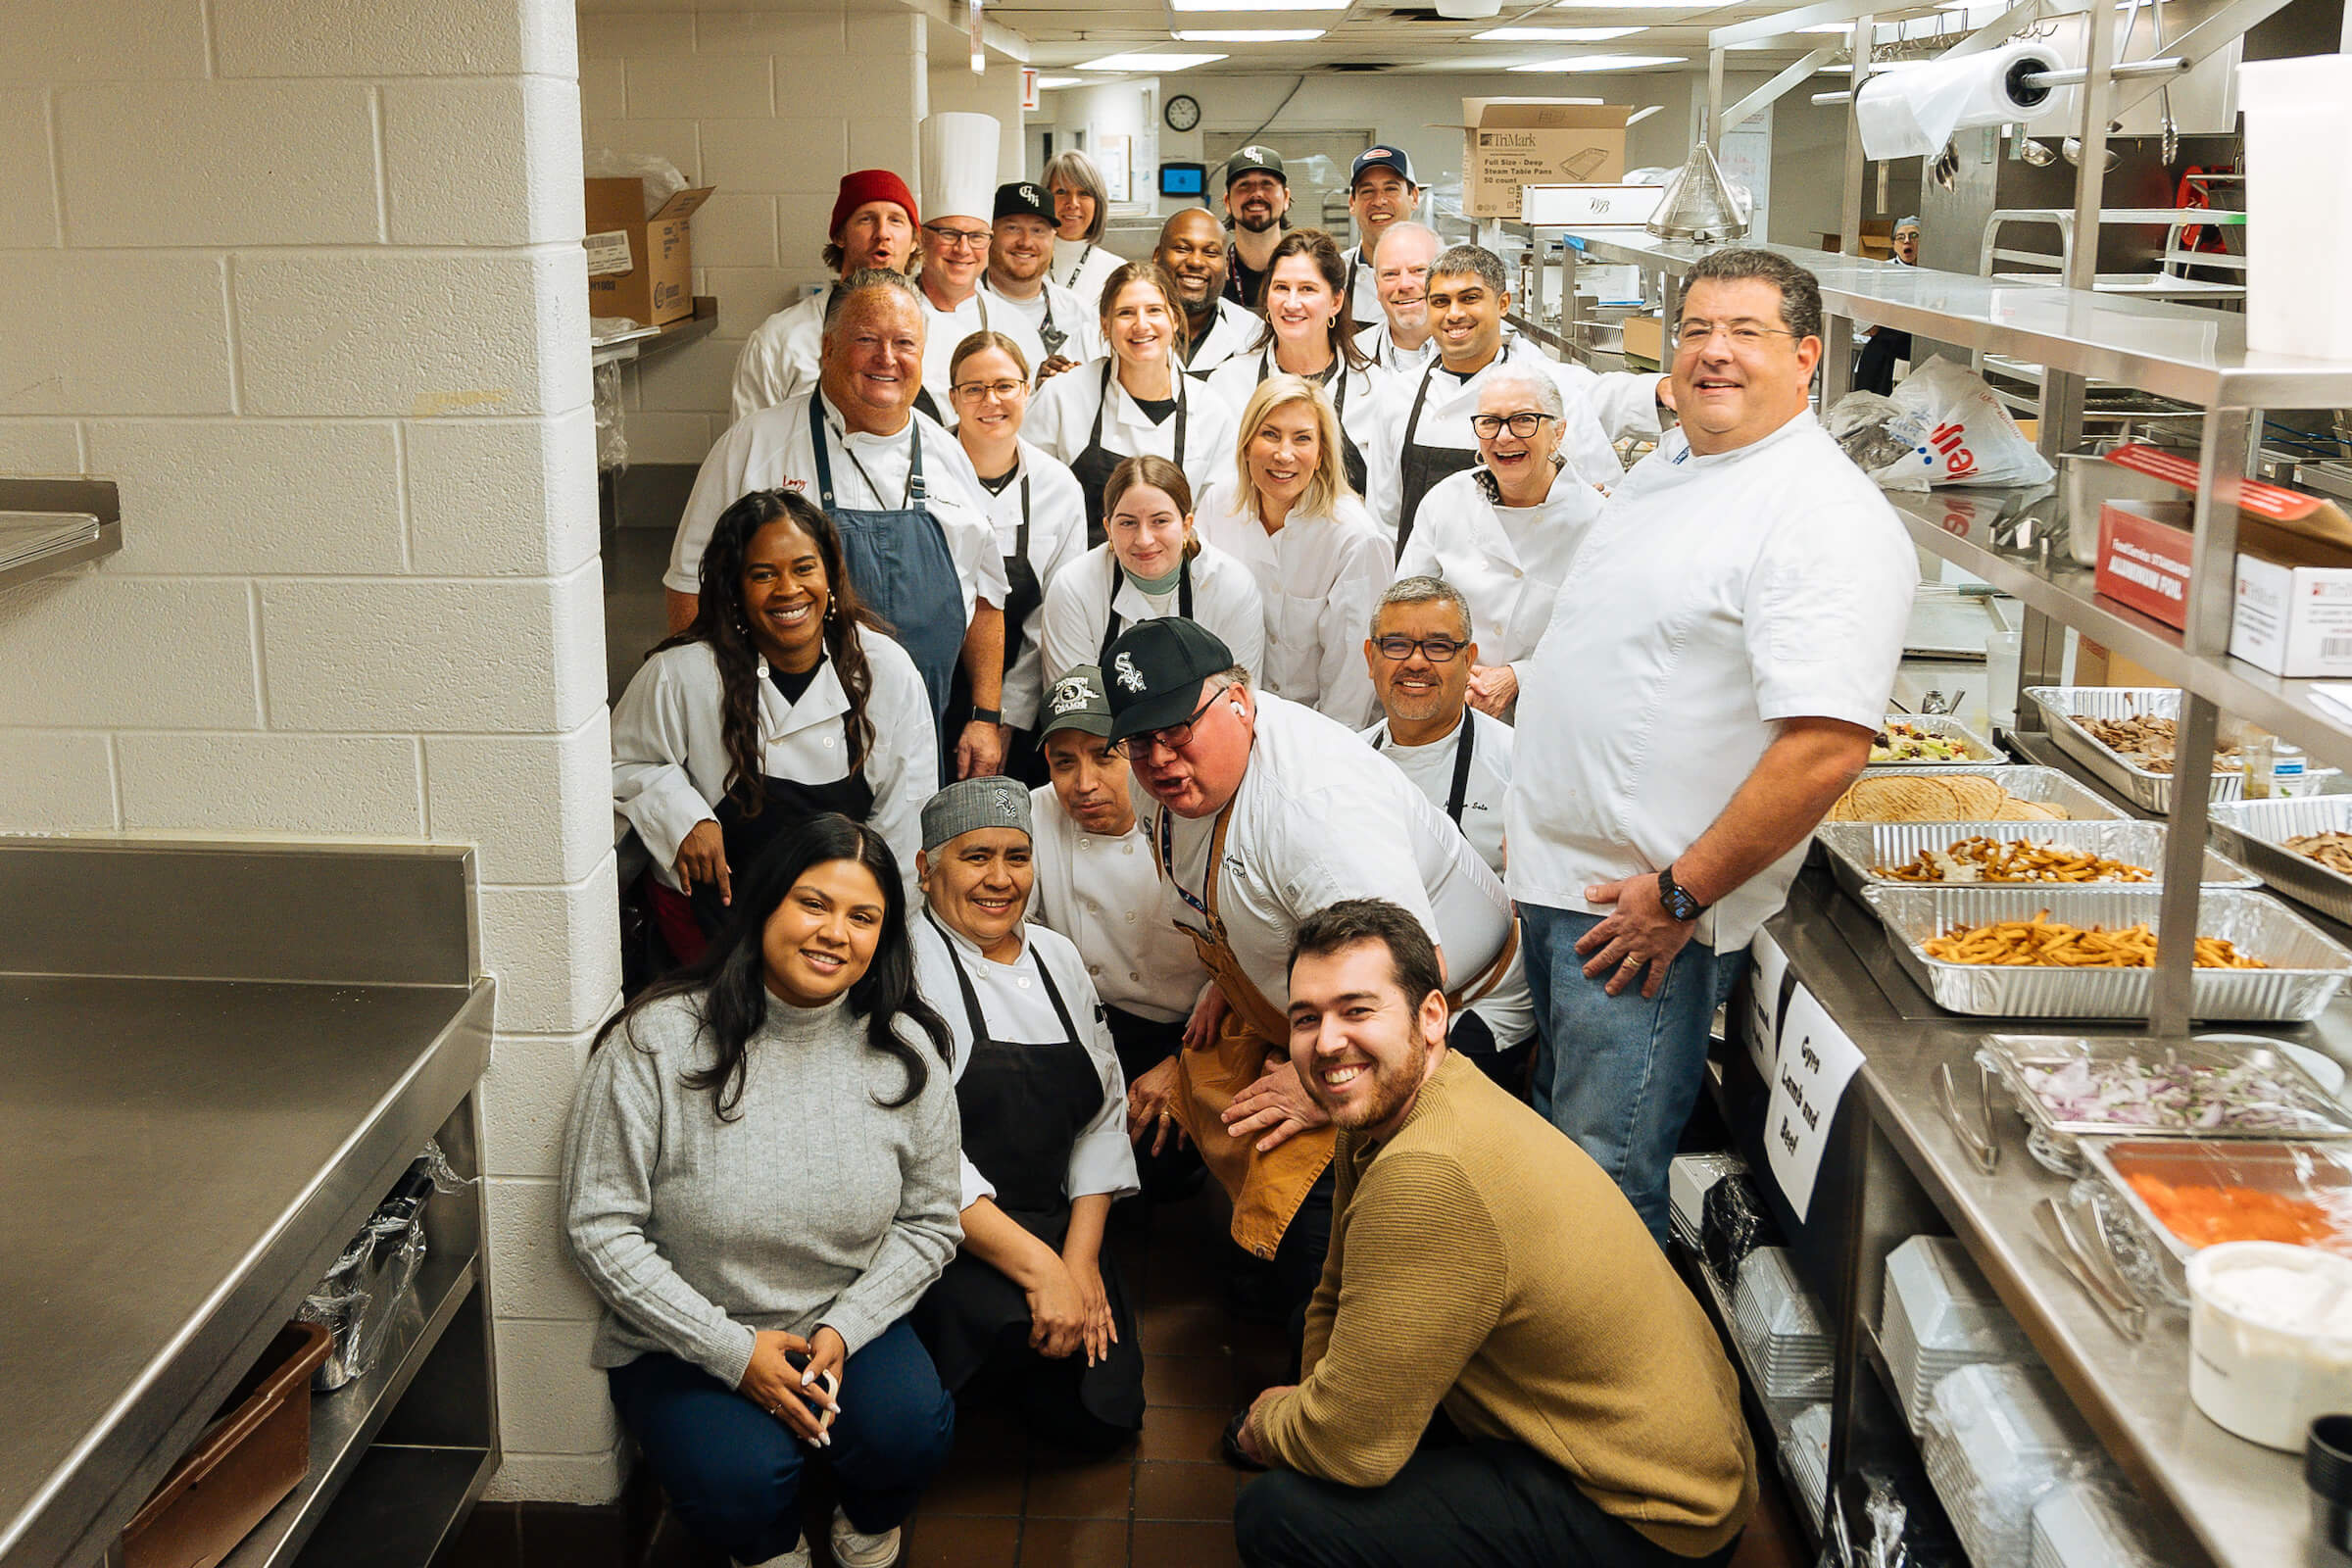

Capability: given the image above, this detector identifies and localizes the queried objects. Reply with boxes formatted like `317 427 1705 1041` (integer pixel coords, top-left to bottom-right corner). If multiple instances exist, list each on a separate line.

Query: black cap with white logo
1350 146 1415 188
1102 619 1236 743
1040 665 1114 740
994 180 1055 223
1222 146 1286 189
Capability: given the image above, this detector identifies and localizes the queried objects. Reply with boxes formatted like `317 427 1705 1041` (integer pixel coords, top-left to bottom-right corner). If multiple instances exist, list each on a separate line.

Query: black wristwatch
1657 864 1707 922
970 707 1004 725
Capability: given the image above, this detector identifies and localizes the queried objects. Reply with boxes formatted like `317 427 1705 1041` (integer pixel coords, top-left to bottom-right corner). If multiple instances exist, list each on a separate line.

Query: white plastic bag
585 149 688 217
1832 356 2056 490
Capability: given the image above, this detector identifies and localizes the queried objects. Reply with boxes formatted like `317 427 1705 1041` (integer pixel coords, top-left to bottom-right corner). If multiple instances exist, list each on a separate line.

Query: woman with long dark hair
564 815 963 1568
613 487 937 964
1204 229 1384 505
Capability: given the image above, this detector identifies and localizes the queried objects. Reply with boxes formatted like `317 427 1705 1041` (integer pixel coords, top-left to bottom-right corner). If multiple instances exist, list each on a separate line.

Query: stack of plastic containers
1882 1235 2034 1431
1669 1152 1746 1254
1734 1247 1835 1398
2028 1479 2171 1568
1788 1402 1833 1528
1922 1362 2098 1568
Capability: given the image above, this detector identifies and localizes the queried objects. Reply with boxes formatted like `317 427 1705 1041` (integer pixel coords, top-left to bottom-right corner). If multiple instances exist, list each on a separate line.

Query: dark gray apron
1070 362 1187 552
1395 360 1481 559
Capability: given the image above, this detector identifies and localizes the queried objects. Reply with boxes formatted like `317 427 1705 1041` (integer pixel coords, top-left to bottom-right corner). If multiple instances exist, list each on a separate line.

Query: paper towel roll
1855 41 2070 161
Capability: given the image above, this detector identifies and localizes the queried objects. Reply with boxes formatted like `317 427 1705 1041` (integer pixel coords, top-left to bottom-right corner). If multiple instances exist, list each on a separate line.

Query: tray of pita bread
1821 767 2129 829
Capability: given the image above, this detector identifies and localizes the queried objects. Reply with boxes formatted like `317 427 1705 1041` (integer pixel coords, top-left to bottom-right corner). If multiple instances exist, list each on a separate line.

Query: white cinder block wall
581 6 934 467
0 0 630 1504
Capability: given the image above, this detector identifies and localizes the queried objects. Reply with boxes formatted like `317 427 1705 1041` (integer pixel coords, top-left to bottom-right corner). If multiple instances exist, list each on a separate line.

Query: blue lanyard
1154 806 1211 921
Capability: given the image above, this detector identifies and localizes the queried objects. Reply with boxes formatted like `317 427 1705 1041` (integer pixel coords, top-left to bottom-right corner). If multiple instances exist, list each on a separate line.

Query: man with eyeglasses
1395 372 1607 720
912 113 1003 412
731 169 920 422
1351 222 1440 377
981 181 1100 386
1507 249 1915 1245
1101 615 1530 1334
1366 245 1666 556
1155 208 1259 378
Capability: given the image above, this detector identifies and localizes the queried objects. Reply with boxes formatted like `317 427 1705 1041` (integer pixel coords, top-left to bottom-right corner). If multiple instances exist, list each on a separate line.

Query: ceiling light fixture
1174 26 1326 39
1476 24 1644 39
1625 104 1665 124
1508 52 1687 71
1036 74 1084 87
1076 50 1229 70
1548 0 1704 9
1171 0 1348 10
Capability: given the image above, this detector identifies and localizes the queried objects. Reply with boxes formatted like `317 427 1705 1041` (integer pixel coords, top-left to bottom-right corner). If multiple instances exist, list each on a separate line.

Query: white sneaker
736 1540 810 1568
829 1506 904 1568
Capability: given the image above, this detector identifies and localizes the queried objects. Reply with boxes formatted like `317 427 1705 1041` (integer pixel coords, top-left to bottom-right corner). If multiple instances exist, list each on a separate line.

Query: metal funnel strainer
1644 113 1751 243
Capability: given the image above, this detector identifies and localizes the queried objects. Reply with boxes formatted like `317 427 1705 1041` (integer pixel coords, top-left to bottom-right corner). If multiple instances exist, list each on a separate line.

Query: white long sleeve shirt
912 915 1141 1211
1023 357 1240 511
610 631 939 904
980 275 1104 376
1194 480 1390 728
1202 348 1391 522
731 290 828 423
1394 464 1609 671
1053 236 1124 315
1039 540 1266 689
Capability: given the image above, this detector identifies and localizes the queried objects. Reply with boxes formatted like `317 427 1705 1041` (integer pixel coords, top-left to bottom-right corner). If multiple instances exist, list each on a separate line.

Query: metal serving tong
2035 1195 2147 1341
1937 1059 2001 1176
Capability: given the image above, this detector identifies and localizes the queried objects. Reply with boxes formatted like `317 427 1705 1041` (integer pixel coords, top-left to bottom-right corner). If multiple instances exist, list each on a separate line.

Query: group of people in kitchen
567 112 1917 1568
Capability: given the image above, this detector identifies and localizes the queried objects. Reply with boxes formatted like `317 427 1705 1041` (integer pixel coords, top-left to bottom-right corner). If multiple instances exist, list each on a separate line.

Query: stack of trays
2029 1479 2171 1568
1882 1236 2034 1432
1785 1402 1833 1529
1732 1248 1833 1398
1922 1362 2096 1568
1669 1152 1746 1254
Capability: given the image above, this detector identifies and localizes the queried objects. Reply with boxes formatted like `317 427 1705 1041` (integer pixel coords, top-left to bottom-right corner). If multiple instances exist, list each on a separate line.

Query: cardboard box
2095 498 2194 628
1458 101 1631 220
1519 182 1663 227
1621 313 1664 365
2232 526 2352 677
584 177 713 328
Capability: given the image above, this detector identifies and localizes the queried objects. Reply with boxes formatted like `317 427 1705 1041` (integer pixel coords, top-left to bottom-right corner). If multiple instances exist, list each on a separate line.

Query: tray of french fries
2208 796 2352 926
1858 885 2352 1020
1814 821 2257 902
2023 686 2248 811
1821 766 2128 827
1864 714 2008 768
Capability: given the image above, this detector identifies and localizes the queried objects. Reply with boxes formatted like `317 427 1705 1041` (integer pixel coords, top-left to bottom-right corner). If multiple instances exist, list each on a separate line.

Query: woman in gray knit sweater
563 815 963 1568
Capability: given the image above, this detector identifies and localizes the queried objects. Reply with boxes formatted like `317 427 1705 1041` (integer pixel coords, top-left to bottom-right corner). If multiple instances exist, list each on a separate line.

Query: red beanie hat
831 170 918 238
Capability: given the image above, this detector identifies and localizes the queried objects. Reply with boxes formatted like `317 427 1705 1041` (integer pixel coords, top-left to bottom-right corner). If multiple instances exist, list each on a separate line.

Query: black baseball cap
1350 146 1415 188
1102 618 1236 743
1222 146 1286 189
1040 665 1114 740
994 180 1054 224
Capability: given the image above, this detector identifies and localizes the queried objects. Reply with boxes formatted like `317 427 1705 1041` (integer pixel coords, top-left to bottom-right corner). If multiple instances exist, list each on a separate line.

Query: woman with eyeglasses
1195 374 1390 728
948 331 1087 784
1024 261 1240 548
1394 369 1606 720
1203 229 1385 510
1038 454 1263 691
1042 151 1123 314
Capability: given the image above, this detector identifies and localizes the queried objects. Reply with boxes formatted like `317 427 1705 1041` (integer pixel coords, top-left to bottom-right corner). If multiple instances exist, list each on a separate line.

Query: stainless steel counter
0 839 494 1568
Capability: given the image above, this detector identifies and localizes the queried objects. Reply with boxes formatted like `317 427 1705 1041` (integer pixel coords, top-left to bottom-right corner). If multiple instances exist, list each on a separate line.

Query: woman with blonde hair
1195 375 1389 727
1039 454 1263 686
1042 150 1122 311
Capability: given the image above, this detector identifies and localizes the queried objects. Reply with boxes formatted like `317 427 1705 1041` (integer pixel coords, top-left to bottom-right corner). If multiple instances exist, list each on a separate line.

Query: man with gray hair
1364 244 1666 555
1395 368 1604 719
668 269 1012 776
1351 222 1441 376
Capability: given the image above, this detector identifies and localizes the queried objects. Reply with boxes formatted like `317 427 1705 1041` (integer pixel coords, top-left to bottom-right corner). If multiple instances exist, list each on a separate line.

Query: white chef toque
919 112 1003 225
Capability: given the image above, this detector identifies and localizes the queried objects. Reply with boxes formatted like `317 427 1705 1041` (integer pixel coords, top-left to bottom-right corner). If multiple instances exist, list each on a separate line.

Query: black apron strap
1445 713 1477 827
1401 360 1441 450
808 394 839 510
1085 361 1113 451
928 912 1086 1057
1097 555 1196 665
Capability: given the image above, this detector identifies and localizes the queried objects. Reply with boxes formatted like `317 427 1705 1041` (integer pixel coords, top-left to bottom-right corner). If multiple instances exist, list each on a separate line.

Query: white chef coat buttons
1123 911 1136 923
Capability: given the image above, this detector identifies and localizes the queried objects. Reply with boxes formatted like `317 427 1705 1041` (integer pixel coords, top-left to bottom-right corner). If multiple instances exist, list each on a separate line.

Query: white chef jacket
1026 786 1208 1024
1340 243 1381 328
1023 358 1241 511
1365 336 1660 546
980 442 1089 731
1039 541 1266 690
1354 318 1436 378
666 393 1009 631
912 914 1140 1211
1053 236 1123 315
917 288 990 410
1135 693 1529 1030
610 629 938 904
1395 464 1608 671
980 275 1103 375
730 289 827 423
1506 411 1918 952
1360 710 1514 879
1194 480 1389 729
1201 348 1389 519
1181 297 1262 379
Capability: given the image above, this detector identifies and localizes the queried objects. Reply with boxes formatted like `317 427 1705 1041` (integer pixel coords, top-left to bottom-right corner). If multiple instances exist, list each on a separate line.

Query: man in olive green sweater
1232 899 1755 1567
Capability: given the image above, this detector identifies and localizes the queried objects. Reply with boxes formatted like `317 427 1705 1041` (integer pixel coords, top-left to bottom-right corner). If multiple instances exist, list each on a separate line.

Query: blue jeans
607 1321 956 1562
1522 905 1746 1246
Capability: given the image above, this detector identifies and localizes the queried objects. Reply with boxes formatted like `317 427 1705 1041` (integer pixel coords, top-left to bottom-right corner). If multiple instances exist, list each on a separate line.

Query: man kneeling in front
1231 899 1755 1568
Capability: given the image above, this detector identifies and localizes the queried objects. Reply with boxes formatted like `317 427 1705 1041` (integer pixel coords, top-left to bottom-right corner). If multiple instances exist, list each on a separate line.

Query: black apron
689 704 876 938
1096 552 1195 666
1374 713 1477 828
1254 348 1368 497
911 922 1145 1432
945 467 1049 782
808 397 965 727
1395 361 1482 560
1069 362 1188 552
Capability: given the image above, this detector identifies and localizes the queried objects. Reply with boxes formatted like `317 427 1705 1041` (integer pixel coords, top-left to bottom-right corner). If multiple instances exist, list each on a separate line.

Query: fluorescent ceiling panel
1077 51 1230 69
1171 0 1348 10
1549 0 1710 8
1175 26 1326 38
1476 24 1645 38
1037 74 1085 87
1508 53 1687 70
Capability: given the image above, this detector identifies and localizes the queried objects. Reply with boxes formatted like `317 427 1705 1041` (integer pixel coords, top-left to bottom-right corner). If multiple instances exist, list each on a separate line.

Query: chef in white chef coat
911 112 1003 416
1351 221 1440 378
1043 150 1124 314
729 169 919 422
1396 370 1608 719
983 180 1101 380
1194 374 1389 728
1154 208 1260 379
1339 145 1420 329
1366 244 1664 556
1025 665 1210 1198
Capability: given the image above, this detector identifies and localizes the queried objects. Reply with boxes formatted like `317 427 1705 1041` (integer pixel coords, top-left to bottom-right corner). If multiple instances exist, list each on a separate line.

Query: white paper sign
584 230 633 278
1764 986 1865 1221
1742 926 1789 1080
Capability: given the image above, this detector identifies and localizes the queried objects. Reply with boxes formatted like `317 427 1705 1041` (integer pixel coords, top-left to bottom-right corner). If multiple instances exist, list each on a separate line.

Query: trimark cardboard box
584 177 714 328
1458 101 1632 220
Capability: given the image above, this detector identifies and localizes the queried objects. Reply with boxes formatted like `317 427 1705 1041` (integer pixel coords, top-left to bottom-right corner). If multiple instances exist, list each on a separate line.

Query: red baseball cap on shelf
831 170 917 238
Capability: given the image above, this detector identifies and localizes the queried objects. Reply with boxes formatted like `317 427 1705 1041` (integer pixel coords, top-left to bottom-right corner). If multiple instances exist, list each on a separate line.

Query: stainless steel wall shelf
0 478 121 592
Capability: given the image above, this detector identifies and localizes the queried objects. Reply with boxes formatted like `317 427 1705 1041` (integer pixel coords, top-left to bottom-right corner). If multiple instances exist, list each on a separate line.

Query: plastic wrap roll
1855 42 2070 160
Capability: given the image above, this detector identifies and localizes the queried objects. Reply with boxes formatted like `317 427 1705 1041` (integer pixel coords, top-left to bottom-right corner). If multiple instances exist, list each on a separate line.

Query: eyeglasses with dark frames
1468 411 1554 440
1372 635 1465 663
1108 686 1227 760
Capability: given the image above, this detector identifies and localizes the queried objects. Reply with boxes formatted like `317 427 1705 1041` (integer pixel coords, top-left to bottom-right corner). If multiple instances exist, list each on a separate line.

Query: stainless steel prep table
0 839 496 1568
